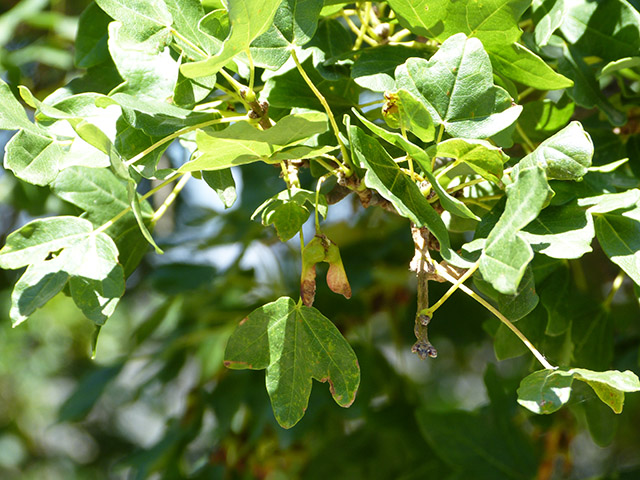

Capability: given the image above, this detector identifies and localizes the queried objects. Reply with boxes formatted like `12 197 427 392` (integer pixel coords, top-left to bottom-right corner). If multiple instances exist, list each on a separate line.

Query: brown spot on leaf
301 265 317 307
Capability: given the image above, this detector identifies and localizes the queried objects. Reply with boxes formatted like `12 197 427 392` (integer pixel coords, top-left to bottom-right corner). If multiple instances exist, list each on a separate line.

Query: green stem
421 263 479 316
432 125 445 170
290 49 353 174
400 168 426 183
315 175 330 230
171 28 208 60
447 166 513 195
316 155 345 174
342 12 377 46
353 2 372 50
218 69 252 111
435 160 460 180
367 3 381 26
246 48 255 94
151 173 192 224
280 161 292 191
518 87 536 102
358 99 385 109
604 270 626 310
516 123 536 153
434 263 556 370
399 118 416 181
93 172 185 235
570 259 589 292
389 28 411 42
125 115 250 167
193 99 224 111
459 198 492 210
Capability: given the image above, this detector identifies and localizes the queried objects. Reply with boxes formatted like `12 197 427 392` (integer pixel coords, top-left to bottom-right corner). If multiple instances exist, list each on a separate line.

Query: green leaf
252 187 326 241
578 190 640 214
571 368 640 414
180 0 282 78
349 125 472 267
351 108 479 221
538 267 572 335
94 0 172 42
416 406 537 480
532 0 568 47
270 0 324 46
395 33 522 139
4 130 63 186
164 0 210 59
127 180 162 254
519 121 593 181
10 256 70 326
518 368 640 415
559 44 626 126
58 364 124 422
2 216 125 325
480 165 552 294
517 96 575 143
108 22 178 100
269 201 309 241
559 0 640 63
0 216 93 270
173 71 216 107
517 369 575 414
224 296 360 428
493 304 547 360
579 392 618 447
253 6 347 73
395 89 435 143
181 112 328 171
0 78 39 133
66 233 125 324
475 266 539 322
595 213 640 286
429 138 507 184
262 56 359 110
202 169 237 208
572 309 613 371
303 17 357 80
75 3 112 68
488 43 573 90
351 45 424 92
195 8 229 57
101 92 212 137
600 57 640 77
50 166 153 276
520 203 595 259
268 144 337 162
389 0 530 48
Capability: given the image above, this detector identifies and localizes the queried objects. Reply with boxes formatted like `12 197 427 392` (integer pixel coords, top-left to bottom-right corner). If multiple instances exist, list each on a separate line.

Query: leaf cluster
1 0 640 478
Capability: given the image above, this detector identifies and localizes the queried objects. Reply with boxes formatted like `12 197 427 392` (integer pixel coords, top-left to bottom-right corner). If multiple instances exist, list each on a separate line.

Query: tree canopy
1 0 640 479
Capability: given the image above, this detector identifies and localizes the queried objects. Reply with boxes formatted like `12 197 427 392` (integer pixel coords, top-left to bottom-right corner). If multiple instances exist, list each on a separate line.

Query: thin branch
291 49 353 174
151 173 192 224
434 264 556 370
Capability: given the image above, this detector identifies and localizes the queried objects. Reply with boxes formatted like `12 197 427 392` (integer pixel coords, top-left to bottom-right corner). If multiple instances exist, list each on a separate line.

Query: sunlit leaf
180 0 282 78
349 124 472 267
351 108 479 221
395 33 522 138
518 368 640 415
224 296 360 428
182 112 328 171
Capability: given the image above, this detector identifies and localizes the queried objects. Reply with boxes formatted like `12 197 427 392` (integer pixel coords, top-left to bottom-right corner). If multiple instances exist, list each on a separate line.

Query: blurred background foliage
0 1 640 479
